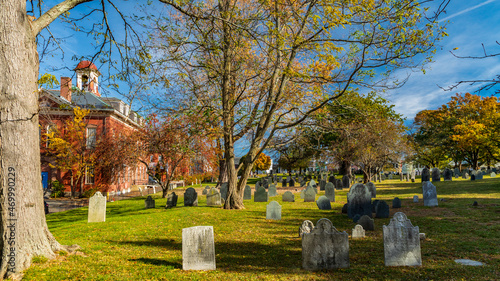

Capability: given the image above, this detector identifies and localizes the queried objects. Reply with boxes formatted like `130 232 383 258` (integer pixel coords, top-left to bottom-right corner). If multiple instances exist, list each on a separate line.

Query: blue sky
39 0 500 122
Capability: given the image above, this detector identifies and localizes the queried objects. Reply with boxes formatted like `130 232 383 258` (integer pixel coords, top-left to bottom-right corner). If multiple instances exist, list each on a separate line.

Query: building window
86 127 96 149
85 166 95 184
46 124 56 147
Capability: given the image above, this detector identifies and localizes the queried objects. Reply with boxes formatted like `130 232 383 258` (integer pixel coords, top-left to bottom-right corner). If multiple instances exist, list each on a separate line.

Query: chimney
60 77 72 102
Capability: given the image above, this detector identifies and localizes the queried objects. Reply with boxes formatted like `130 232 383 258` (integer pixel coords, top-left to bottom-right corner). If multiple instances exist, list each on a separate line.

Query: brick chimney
60 77 72 102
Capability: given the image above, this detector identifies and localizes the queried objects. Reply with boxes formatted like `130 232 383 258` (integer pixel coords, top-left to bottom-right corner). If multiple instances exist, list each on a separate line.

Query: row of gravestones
421 167 496 182
181 212 422 271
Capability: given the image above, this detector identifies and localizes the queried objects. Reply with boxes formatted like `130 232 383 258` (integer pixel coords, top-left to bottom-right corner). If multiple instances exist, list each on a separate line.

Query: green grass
24 176 499 280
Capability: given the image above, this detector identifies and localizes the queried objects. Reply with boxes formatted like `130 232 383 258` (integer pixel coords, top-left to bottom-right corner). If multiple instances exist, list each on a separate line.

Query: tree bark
0 1 63 278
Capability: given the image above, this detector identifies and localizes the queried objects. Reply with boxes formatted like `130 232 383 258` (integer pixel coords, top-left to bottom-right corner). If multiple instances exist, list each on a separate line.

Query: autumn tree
253 153 272 173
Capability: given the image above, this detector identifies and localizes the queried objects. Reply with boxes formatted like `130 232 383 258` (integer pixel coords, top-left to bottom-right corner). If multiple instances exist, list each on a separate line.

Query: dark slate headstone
328 176 335 184
282 178 287 187
262 178 269 189
282 191 295 202
145 196 155 209
316 196 332 210
166 192 178 208
299 220 314 237
413 195 419 203
366 182 376 198
454 168 460 178
352 214 361 223
472 201 478 206
375 201 390 218
220 183 228 200
421 168 430 182
325 182 335 202
184 188 198 207
443 168 453 181
475 171 483 180
357 215 374 231
319 180 326 191
342 175 350 189
471 174 476 181
371 199 381 213
422 181 438 207
335 178 343 190
347 183 372 219
431 168 441 182
462 170 469 179
255 181 261 191
243 185 252 200
392 197 401 209
383 212 421 266
341 203 348 214
289 179 295 187
254 187 268 202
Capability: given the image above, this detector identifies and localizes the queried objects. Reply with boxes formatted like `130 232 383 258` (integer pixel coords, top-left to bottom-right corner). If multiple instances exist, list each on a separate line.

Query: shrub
82 188 99 198
50 180 65 198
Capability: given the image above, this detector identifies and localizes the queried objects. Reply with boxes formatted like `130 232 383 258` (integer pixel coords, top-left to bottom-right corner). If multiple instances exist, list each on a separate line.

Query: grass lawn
24 176 499 280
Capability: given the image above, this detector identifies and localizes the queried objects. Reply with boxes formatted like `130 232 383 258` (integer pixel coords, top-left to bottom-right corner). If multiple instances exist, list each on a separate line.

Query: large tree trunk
0 1 63 278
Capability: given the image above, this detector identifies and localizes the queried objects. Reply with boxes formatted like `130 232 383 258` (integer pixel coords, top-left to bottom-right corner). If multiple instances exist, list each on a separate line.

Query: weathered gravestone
411 170 416 182
182 226 216 270
202 186 210 195
375 201 390 218
300 189 306 199
300 180 306 187
335 178 343 190
308 179 317 188
282 191 295 202
184 188 198 207
304 187 316 202
302 218 349 270
206 188 222 206
421 168 430 182
254 186 268 202
491 172 496 178
431 168 441 182
88 191 106 223
475 171 483 180
422 181 438 207
325 182 335 202
347 183 372 219
319 180 326 191
316 196 332 210
413 195 419 203
268 184 278 197
366 182 376 198
352 224 365 239
392 197 402 208
220 183 228 200
357 215 374 231
255 181 261 191
383 212 421 267
166 192 178 208
299 220 314 238
145 196 155 209
243 185 252 200
342 175 351 189
462 170 469 179
266 201 282 220
443 168 453 181
262 178 269 189
454 168 460 178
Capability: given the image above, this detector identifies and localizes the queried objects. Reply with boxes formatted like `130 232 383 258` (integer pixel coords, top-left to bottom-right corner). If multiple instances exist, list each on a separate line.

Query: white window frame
86 126 97 149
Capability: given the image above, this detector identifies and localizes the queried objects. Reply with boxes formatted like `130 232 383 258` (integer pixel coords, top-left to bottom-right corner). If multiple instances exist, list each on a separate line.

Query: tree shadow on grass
129 258 181 269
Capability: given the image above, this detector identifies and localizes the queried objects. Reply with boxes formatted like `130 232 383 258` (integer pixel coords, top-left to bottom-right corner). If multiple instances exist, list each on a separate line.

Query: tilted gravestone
422 181 438 207
300 180 306 187
357 215 374 231
392 197 402 208
431 168 441 182
184 188 198 207
145 196 155 209
319 180 326 191
413 195 419 203
421 168 430 182
304 186 316 202
325 182 335 202
375 201 390 218
202 186 210 195
443 168 453 181
316 196 332 210
352 224 365 239
347 183 372 219
243 185 252 200
282 191 295 202
268 184 278 197
254 186 268 202
88 191 106 223
342 175 350 189
299 220 314 238
206 188 222 206
220 183 228 200
366 182 376 198
383 212 421 267
166 192 178 208
182 226 216 270
302 218 349 270
266 201 282 220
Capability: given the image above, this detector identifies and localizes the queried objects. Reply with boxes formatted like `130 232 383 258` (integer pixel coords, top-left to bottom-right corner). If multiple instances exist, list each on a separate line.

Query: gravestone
300 189 306 199
316 196 332 210
266 201 282 220
281 178 287 187
182 226 216 270
206 188 222 206
341 203 348 214
347 183 372 219
335 178 343 190
375 201 390 218
145 196 155 209
202 186 210 195
471 174 476 181
411 170 416 182
431 168 441 182
289 179 295 187
325 182 335 202
304 187 316 202
342 175 350 189
381 173 386 181
220 183 228 200
366 182 376 198
255 181 261 191
352 214 361 223
308 179 317 188
319 180 326 191
268 184 278 197
166 192 178 208
357 215 374 231
262 178 269 189
88 191 106 223
443 168 453 181
352 224 365 239
371 199 381 213
383 212 421 267
302 218 349 270
328 176 335 184
413 195 419 203
421 168 430 182
184 188 198 207
422 181 438 207
491 172 496 178
462 170 469 179
454 168 460 178
300 180 306 187
299 220 314 238
475 171 483 180
254 186 268 202
282 191 295 202
392 197 401 208
243 185 252 200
